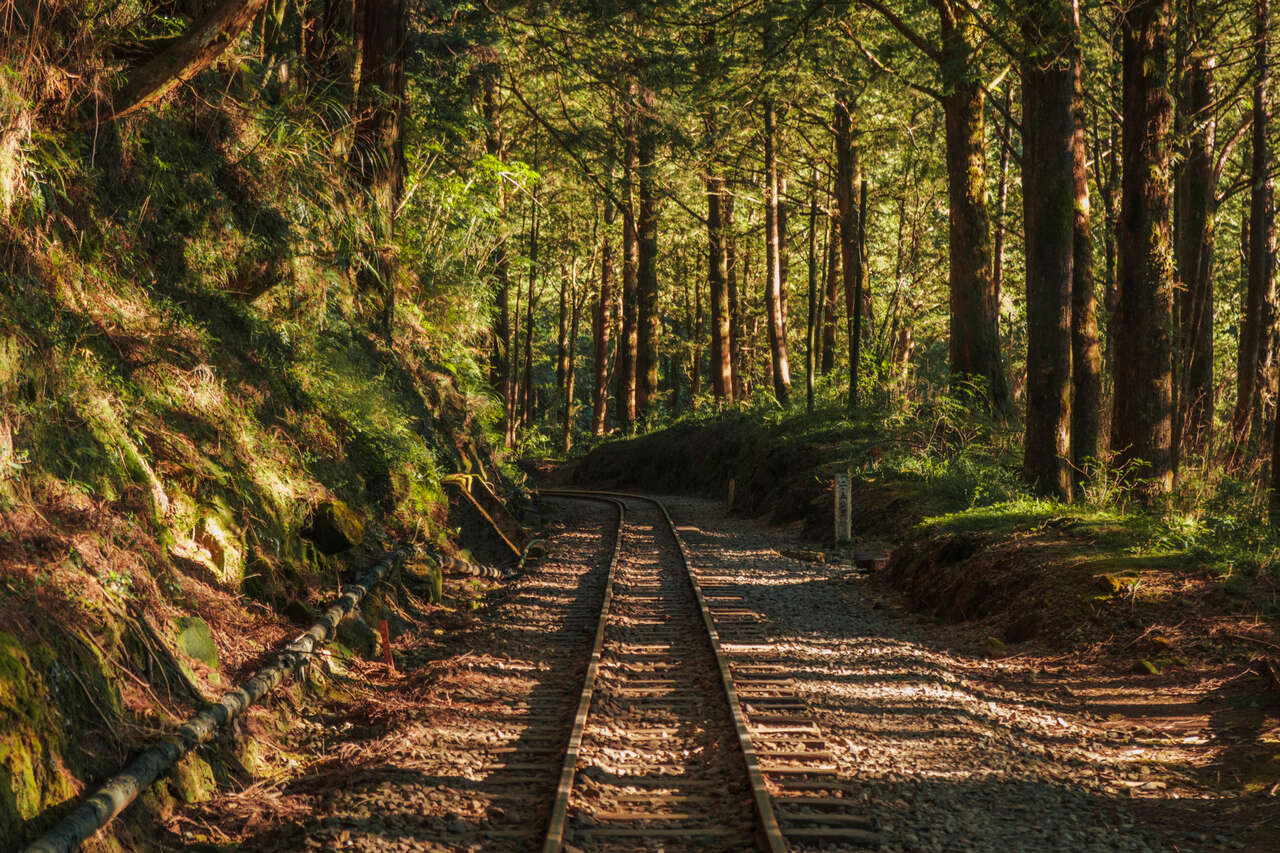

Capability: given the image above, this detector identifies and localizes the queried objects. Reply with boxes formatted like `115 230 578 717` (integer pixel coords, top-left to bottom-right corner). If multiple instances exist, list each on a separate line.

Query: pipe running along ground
24 548 409 853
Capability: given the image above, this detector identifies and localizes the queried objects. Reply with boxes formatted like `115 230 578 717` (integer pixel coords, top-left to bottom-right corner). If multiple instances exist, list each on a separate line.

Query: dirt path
174 494 1273 852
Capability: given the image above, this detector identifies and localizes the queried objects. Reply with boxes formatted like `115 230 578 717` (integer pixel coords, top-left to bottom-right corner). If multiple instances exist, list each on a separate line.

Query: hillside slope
0 34 514 853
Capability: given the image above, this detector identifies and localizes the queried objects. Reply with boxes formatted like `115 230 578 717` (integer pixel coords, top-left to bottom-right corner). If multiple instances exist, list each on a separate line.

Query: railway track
539 490 879 853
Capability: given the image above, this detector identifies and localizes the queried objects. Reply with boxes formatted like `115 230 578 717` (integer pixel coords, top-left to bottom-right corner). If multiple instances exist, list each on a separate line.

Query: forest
4 0 1280 850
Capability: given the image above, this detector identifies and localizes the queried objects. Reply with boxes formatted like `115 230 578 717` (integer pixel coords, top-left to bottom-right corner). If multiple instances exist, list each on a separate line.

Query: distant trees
458 0 1280 513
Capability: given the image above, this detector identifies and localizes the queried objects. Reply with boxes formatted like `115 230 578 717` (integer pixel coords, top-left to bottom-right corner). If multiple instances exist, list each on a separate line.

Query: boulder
301 499 365 555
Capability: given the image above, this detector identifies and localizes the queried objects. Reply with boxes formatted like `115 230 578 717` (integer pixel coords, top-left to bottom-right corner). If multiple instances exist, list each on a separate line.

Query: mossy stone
0 632 76 842
301 500 365 555
173 616 219 670
335 617 379 660
170 752 216 804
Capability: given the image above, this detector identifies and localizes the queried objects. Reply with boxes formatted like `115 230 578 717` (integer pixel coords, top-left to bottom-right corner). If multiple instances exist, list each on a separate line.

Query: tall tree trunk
562 273 580 454
1020 0 1076 499
522 201 539 429
821 184 841 376
112 0 272 119
726 195 743 400
707 175 733 400
1071 8 1104 488
592 193 616 436
557 264 569 406
616 111 639 431
993 111 1011 316
691 267 703 400
636 115 661 419
1237 0 1275 461
806 168 819 413
1113 0 1175 494
851 179 868 411
834 101 863 413
938 0 1009 409
352 0 406 344
763 99 792 405
1174 0 1216 462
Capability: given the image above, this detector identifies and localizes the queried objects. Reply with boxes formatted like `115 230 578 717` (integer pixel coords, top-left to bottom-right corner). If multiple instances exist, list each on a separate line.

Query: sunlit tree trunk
616 107 639 431
522 200 539 429
726 194 743 400
112 0 272 118
938 0 1009 409
820 183 840 376
562 272 579 454
636 112 660 419
707 176 733 400
763 99 792 405
1071 11 1103 488
806 170 818 413
1020 0 1076 499
592 193 615 436
1113 0 1175 494
1236 0 1275 462
1173 0 1216 463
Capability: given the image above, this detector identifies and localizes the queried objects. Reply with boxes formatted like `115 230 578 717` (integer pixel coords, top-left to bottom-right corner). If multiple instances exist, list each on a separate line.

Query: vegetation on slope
0 3 517 848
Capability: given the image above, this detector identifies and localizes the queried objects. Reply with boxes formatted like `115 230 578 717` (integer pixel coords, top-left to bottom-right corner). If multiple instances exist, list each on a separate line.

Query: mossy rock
170 752 216 804
173 616 219 670
335 617 380 660
301 500 365 555
0 632 77 844
405 559 444 605
194 511 243 586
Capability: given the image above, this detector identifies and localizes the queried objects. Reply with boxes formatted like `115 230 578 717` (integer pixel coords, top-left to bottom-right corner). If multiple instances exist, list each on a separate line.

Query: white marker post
834 473 852 544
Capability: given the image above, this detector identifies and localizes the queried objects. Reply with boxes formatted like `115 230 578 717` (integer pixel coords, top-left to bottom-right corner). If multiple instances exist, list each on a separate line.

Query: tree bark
1113 0 1175 494
707 175 733 400
616 110 639 431
636 115 661 419
806 169 819 413
850 179 868 413
726 194 743 400
562 272 580 454
112 0 272 119
1071 10 1104 488
592 193 616 436
1173 0 1216 462
993 113 1011 318
1236 0 1275 461
821 185 841 376
834 101 864 413
1020 0 1076 499
352 0 406 344
522 201 539 429
938 0 1009 409
763 99 792 405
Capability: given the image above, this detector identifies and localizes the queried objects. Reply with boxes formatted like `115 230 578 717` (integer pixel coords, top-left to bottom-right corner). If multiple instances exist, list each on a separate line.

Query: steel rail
538 489 787 853
537 492 625 853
